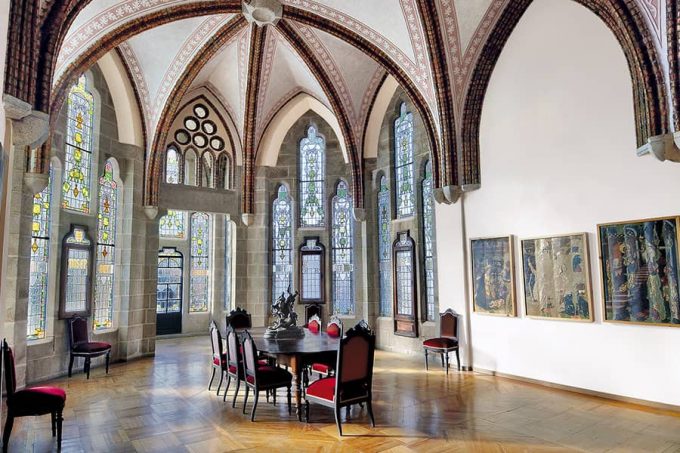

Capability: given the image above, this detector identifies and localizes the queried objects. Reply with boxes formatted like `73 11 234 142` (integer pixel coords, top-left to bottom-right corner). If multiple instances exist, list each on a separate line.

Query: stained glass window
224 218 234 310
157 248 183 314
394 103 415 218
299 125 325 227
61 226 93 317
422 160 437 321
331 181 354 315
166 146 180 184
94 160 117 330
63 75 94 213
27 167 53 340
378 176 392 317
300 238 324 303
272 185 293 304
159 210 186 239
190 212 211 312
395 232 414 316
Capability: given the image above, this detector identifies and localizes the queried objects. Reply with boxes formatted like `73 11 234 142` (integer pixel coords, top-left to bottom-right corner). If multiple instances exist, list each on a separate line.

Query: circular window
202 120 216 135
184 117 199 131
210 137 224 151
194 104 208 119
193 133 207 148
175 130 190 145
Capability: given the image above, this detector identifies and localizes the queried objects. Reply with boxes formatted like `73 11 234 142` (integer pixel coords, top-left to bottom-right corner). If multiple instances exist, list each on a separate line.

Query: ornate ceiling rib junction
4 0 678 213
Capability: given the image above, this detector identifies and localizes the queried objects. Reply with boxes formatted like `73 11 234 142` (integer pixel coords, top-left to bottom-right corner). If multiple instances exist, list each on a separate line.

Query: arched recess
461 0 669 187
257 92 348 167
363 76 399 159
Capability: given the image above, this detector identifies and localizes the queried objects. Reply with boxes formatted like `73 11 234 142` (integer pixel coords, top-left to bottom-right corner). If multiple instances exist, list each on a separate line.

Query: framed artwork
598 216 680 326
470 236 516 316
299 237 325 304
59 225 94 319
393 231 418 337
521 233 593 321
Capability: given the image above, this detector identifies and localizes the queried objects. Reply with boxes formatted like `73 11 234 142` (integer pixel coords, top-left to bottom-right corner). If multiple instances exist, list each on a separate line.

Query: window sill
188 311 210 315
93 328 118 336
27 337 53 347
335 314 356 320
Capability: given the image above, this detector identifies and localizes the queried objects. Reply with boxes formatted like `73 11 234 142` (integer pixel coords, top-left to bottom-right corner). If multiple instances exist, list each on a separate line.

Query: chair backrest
69 315 90 348
225 327 241 374
226 307 252 330
439 309 459 339
335 321 375 404
326 315 343 338
2 339 16 396
308 314 321 333
241 330 258 386
210 323 223 363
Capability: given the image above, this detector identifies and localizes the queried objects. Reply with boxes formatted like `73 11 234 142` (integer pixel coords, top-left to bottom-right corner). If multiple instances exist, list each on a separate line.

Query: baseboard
474 367 680 414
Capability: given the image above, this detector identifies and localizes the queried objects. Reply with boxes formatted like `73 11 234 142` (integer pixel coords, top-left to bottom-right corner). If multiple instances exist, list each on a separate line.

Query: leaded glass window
190 212 211 312
184 149 197 186
300 238 324 303
394 103 415 218
159 210 186 239
422 160 437 321
166 146 180 184
224 218 234 310
94 160 117 330
27 167 53 340
272 185 293 304
59 225 93 318
157 248 183 314
331 181 354 315
378 176 392 317
393 231 418 337
299 125 325 227
63 75 94 213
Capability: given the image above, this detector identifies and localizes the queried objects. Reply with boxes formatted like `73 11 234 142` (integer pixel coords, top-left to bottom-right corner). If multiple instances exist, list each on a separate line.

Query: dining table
245 327 340 421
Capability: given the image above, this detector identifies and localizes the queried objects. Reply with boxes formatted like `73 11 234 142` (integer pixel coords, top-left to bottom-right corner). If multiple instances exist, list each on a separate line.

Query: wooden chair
226 307 252 331
241 330 293 421
304 321 376 436
307 314 321 333
68 315 111 379
423 308 460 374
208 321 228 395
2 339 66 452
308 316 342 380
224 326 245 407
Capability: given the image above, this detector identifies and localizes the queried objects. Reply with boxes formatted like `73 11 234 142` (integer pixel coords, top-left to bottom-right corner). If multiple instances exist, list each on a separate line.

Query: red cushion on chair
423 337 458 349
326 324 341 338
308 320 321 333
246 366 292 386
74 341 111 353
311 363 331 374
213 353 227 367
8 386 66 415
228 364 238 374
306 377 335 401
257 359 269 366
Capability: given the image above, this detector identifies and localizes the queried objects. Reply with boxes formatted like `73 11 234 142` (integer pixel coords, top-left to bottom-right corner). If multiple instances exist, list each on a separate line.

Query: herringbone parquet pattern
3 336 680 452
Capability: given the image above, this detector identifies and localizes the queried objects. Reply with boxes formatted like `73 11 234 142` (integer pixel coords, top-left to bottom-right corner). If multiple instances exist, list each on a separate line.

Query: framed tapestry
598 216 680 326
521 233 593 321
470 236 516 316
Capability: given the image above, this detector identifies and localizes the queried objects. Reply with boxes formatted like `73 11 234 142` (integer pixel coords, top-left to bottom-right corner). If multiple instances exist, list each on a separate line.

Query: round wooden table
248 327 339 421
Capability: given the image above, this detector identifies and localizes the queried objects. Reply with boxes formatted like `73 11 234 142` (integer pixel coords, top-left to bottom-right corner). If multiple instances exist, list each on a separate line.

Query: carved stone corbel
24 170 49 194
144 206 159 220
3 94 50 149
636 133 680 162
241 213 255 226
353 207 366 222
433 187 450 205
242 0 282 27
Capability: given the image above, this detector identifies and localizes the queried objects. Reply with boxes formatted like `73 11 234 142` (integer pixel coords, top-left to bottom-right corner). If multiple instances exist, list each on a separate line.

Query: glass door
157 247 183 335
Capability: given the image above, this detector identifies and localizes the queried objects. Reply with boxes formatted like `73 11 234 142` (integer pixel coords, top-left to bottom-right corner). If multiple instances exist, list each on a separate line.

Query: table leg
290 355 302 421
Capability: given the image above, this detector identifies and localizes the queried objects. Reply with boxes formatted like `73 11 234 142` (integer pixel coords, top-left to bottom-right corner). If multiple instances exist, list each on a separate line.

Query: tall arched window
331 180 354 315
63 74 95 213
224 218 234 309
94 160 118 330
421 160 437 321
378 176 392 317
394 103 415 218
299 125 325 227
272 185 293 303
190 212 211 313
217 154 232 189
184 149 197 186
159 210 186 239
165 146 180 184
28 166 53 340
201 151 214 188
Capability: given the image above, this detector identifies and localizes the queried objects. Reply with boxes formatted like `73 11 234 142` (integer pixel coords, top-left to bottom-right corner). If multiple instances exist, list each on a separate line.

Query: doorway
157 247 183 335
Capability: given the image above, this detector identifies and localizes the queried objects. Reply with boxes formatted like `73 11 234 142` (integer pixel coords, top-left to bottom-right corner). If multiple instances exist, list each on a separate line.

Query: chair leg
345 406 350 418
232 378 241 408
250 390 259 422
334 406 343 436
105 351 110 374
367 399 376 428
273 388 277 406
455 349 461 371
208 368 216 390
216 371 224 396
56 411 63 451
3 413 13 453
304 400 310 423
68 354 75 378
444 352 450 375
51 412 56 436
242 386 250 414
223 375 232 402
287 386 292 416
424 349 429 371
440 352 444 368
85 357 91 379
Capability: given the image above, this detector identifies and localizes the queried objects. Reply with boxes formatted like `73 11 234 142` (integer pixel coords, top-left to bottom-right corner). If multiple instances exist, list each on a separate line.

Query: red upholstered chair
225 326 245 407
2 339 66 453
226 307 252 331
208 321 228 395
423 308 460 374
307 314 321 334
304 321 376 436
241 330 292 421
68 315 112 379
309 316 343 380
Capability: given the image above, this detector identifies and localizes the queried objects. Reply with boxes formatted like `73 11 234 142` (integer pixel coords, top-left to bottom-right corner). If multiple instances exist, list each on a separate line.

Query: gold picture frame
470 236 516 317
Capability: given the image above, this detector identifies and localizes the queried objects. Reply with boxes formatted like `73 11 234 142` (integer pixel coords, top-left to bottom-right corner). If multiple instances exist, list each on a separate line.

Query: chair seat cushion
8 386 66 415
74 341 111 353
423 337 458 349
306 377 335 402
311 363 331 374
246 366 292 386
213 353 227 367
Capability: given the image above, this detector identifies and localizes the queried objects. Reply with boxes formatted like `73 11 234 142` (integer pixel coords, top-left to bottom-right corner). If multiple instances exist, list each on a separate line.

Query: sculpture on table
265 286 305 338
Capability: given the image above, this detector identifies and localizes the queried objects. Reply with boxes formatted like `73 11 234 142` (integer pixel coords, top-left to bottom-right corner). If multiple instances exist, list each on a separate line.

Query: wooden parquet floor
4 336 680 452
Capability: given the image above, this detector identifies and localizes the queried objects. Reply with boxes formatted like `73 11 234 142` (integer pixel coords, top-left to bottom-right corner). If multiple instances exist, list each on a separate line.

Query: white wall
0 0 8 142
436 0 680 406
